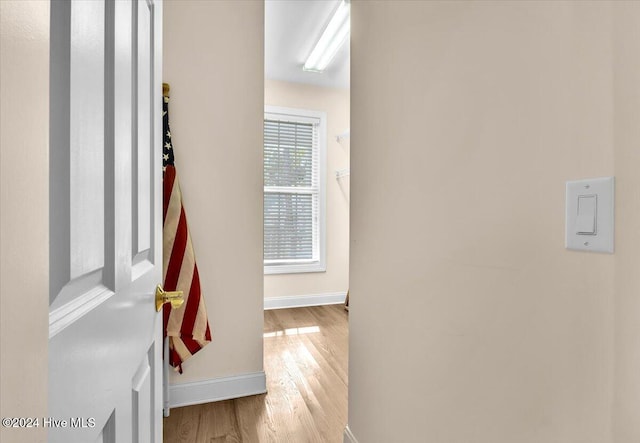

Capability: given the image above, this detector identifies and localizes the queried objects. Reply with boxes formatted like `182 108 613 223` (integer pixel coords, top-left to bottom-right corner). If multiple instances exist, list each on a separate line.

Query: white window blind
264 107 325 274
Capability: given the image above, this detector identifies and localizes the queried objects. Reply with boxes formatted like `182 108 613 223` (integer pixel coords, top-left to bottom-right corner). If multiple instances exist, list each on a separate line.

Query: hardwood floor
163 305 349 443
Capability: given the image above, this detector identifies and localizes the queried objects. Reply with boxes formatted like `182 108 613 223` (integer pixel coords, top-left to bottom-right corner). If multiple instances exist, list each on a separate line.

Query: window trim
263 105 327 275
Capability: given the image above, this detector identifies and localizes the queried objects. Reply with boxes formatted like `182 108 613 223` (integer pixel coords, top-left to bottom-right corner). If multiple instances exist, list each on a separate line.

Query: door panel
49 1 163 442
134 0 153 258
69 0 105 280
131 351 151 443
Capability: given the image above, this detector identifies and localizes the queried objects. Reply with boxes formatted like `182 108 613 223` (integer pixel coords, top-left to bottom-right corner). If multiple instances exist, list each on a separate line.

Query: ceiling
265 0 350 90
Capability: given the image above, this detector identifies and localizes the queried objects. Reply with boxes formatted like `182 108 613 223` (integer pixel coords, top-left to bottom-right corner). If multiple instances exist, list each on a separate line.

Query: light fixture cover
303 1 350 72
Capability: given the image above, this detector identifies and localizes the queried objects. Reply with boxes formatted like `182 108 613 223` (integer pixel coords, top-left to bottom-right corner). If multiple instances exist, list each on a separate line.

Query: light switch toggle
576 195 597 235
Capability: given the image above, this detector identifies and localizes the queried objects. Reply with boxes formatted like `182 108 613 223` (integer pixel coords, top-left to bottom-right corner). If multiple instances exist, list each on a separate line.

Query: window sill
264 262 326 275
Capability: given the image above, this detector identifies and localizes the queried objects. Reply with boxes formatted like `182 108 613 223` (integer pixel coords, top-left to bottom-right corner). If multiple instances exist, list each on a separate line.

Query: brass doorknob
155 285 184 312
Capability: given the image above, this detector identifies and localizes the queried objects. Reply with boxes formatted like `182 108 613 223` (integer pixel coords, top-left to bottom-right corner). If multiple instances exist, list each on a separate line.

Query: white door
48 1 163 442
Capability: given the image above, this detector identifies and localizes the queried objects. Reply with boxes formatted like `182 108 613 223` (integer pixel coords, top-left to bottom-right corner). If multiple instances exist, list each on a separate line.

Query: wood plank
163 404 200 443
194 400 240 443
234 394 274 443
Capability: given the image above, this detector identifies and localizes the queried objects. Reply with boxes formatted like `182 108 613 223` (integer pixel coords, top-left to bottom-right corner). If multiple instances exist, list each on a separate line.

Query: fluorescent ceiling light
303 0 350 72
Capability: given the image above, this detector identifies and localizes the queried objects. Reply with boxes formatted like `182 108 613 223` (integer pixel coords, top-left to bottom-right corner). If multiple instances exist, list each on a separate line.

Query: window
264 106 326 274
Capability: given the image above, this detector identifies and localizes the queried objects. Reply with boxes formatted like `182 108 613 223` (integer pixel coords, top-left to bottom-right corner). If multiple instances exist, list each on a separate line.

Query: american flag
162 90 212 373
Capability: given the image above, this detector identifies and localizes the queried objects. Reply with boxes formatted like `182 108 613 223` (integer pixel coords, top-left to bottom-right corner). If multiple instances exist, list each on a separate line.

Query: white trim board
168 371 266 409
264 291 347 310
343 425 359 443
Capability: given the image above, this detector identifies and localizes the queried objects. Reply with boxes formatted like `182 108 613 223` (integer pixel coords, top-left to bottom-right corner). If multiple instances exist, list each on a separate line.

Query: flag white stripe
192 301 209 341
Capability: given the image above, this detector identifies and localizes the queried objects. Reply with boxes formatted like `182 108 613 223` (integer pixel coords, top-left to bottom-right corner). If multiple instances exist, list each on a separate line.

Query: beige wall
264 79 350 299
349 1 640 442
0 1 49 442
163 0 264 382
612 3 640 442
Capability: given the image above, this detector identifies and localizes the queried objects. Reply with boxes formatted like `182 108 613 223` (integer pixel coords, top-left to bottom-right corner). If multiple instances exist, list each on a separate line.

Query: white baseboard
264 291 347 310
344 425 359 443
168 371 266 408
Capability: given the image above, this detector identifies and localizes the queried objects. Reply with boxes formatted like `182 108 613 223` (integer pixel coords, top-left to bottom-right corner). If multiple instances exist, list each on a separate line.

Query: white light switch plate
565 177 614 253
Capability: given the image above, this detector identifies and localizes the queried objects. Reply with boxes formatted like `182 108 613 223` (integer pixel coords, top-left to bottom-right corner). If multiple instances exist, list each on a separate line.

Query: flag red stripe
163 165 176 223
180 265 202 337
164 208 187 291
169 346 183 374
181 336 204 355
